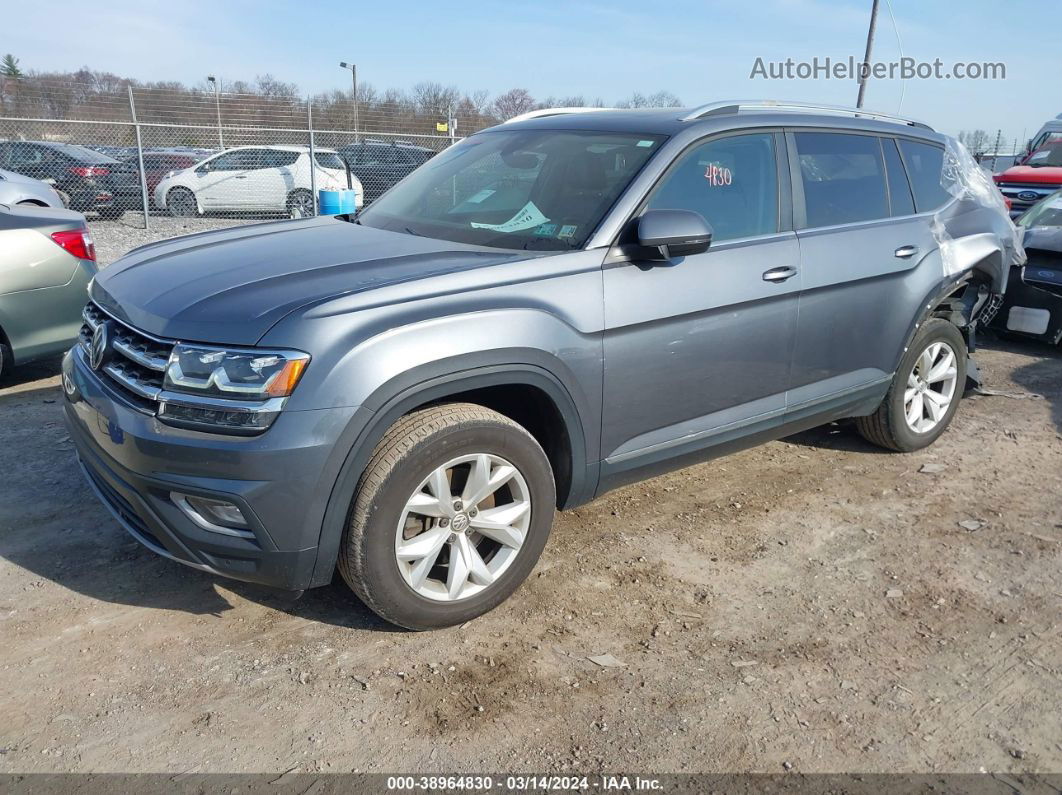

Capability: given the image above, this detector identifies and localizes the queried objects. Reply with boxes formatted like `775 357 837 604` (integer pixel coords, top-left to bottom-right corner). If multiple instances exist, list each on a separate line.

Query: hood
91 217 531 345
995 165 1062 185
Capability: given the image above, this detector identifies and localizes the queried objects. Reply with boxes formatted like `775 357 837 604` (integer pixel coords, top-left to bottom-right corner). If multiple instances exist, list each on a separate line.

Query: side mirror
196 163 211 174
637 209 713 260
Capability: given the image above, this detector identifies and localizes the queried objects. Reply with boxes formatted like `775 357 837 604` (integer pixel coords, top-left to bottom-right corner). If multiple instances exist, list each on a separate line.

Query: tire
97 207 124 220
856 318 967 452
167 188 198 218
338 403 556 630
286 189 315 219
0 342 10 378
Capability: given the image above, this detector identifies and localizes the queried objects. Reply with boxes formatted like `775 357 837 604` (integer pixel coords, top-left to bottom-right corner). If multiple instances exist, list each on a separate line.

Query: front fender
304 359 597 588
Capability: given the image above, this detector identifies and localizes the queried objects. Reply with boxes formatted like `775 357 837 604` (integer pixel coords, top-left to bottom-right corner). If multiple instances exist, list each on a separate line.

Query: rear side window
795 132 889 227
260 150 299 168
314 152 346 170
881 138 915 216
647 132 778 242
898 140 951 212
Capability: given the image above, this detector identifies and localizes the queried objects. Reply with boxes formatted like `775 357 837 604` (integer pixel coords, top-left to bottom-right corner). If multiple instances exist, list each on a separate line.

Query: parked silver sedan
0 168 65 208
0 203 97 375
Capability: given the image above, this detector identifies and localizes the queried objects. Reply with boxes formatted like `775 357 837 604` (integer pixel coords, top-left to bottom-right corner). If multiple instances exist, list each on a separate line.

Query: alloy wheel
394 453 531 602
904 340 958 433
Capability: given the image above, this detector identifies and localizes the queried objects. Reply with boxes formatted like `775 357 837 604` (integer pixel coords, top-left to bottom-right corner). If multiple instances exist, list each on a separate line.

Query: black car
0 141 140 218
337 140 435 204
986 190 1062 345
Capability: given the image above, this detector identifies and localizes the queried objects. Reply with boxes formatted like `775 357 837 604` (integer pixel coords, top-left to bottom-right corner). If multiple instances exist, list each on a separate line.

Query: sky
4 0 1056 148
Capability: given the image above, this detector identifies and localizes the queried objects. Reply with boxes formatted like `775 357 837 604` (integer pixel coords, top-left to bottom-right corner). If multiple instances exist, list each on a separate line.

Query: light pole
207 75 224 149
339 61 359 141
855 0 880 109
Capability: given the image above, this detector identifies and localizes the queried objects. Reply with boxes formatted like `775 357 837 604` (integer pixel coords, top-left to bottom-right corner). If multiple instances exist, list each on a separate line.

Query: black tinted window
796 133 889 227
898 140 951 212
882 138 915 216
647 132 778 242
260 150 299 168
314 152 346 169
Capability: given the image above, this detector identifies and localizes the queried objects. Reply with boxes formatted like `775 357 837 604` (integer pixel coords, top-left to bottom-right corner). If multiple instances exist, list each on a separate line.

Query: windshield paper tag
637 140 655 147
704 163 733 187
471 201 549 233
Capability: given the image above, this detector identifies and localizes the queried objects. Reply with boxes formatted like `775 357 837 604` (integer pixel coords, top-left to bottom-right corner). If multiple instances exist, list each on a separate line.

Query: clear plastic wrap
934 136 1025 277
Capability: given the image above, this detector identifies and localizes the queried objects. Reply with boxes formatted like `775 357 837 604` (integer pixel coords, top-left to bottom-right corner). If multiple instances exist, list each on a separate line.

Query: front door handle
762 266 798 283
895 245 919 259
234 175 248 179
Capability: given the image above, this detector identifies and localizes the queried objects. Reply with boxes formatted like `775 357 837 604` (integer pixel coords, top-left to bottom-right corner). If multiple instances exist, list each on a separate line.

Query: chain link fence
0 78 487 230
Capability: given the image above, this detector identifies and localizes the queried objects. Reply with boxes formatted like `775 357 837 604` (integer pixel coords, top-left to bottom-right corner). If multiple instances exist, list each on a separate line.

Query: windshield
356 129 665 250
1026 141 1062 168
1018 190 1062 228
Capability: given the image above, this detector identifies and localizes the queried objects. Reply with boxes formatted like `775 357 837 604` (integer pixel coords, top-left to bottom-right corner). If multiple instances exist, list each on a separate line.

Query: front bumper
62 346 358 590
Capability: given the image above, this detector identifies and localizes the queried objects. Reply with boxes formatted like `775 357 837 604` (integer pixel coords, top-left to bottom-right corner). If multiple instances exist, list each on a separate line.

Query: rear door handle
895 245 919 259
234 175 248 179
762 266 798 283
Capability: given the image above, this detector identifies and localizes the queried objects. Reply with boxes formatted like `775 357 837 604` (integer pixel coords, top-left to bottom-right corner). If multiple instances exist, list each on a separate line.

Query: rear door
787 130 940 410
601 130 800 481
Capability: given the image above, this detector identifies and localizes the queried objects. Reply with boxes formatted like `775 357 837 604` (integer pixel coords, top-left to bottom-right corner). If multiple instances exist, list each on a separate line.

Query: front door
601 130 800 485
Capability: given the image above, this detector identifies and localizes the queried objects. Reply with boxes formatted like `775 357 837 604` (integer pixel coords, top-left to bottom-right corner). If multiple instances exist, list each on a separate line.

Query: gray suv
62 102 1020 630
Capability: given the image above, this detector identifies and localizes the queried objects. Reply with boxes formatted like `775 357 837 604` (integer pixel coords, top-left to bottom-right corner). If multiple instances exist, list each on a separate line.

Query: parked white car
0 168 66 208
154 146 362 218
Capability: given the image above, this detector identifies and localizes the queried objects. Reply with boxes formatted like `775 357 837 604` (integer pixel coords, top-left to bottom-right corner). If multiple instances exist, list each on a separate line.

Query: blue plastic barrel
318 189 358 215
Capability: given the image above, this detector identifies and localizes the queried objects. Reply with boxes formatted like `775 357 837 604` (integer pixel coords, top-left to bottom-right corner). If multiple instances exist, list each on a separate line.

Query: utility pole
207 75 224 148
339 62 359 141
855 0 880 109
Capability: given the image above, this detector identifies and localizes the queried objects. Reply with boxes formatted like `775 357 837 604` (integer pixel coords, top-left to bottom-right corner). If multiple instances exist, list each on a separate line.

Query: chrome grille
80 301 174 412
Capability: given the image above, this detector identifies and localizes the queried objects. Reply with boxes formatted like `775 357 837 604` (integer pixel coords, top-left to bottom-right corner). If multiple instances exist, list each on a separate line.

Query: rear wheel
338 403 556 630
286 189 315 219
167 188 198 218
0 342 10 378
856 318 966 452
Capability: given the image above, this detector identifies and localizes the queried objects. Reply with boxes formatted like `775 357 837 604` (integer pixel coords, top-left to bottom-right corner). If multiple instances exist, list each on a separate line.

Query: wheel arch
895 246 1006 373
306 361 595 588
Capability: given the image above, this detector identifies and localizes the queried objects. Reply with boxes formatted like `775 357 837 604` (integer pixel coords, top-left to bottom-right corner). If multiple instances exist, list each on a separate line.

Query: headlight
163 344 309 400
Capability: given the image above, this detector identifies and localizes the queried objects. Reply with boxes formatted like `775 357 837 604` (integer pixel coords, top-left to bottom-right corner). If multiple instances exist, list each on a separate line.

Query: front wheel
338 404 556 630
856 318 967 452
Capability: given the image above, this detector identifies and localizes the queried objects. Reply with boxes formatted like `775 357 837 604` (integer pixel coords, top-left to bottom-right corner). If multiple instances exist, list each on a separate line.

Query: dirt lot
0 335 1059 776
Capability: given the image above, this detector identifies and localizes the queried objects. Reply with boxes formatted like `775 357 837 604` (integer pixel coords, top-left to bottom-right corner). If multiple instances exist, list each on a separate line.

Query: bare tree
617 90 682 108
958 129 990 155
492 88 536 120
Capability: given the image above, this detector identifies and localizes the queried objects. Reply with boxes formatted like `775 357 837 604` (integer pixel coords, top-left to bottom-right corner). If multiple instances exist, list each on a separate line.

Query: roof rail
681 100 933 130
503 107 612 124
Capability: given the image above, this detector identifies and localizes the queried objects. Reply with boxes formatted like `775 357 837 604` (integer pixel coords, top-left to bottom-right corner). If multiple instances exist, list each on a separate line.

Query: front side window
357 129 664 250
796 132 889 227
898 139 951 212
207 150 259 171
646 132 778 242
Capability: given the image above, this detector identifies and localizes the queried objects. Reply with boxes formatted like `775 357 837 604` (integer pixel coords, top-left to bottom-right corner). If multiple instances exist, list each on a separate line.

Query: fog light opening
170 492 255 538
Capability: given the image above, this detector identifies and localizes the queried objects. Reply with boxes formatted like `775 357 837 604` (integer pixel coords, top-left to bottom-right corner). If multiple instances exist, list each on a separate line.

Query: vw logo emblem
1017 191 1039 203
89 322 111 371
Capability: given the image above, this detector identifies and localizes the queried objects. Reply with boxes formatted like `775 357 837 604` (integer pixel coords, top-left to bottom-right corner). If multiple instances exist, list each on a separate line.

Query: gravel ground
89 213 248 267
0 337 1059 775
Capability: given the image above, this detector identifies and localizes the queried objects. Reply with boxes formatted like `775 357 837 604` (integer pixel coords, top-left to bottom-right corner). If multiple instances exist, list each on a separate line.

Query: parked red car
122 152 201 206
994 133 1062 217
